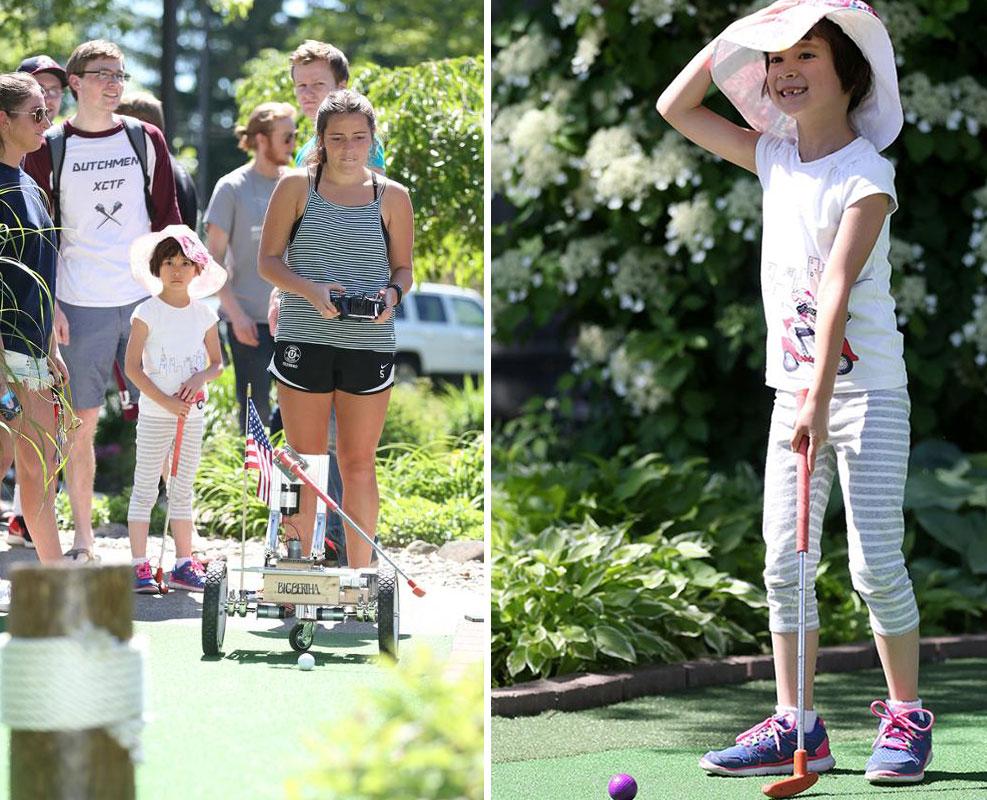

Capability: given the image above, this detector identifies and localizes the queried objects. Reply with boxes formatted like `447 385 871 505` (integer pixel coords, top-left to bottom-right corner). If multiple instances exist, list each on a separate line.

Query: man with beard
204 101 297 429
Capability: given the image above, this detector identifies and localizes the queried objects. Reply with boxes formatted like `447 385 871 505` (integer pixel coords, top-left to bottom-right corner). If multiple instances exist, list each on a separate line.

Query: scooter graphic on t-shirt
780 289 859 375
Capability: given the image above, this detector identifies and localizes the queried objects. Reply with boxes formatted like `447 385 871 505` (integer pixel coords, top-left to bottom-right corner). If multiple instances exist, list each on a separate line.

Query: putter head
273 445 308 480
761 751 818 798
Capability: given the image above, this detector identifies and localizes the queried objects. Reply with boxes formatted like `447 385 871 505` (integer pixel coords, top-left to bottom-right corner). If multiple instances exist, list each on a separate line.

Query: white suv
393 283 483 381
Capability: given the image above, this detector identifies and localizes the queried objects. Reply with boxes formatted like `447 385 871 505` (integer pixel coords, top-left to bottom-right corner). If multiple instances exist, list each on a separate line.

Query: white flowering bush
494 0 987 461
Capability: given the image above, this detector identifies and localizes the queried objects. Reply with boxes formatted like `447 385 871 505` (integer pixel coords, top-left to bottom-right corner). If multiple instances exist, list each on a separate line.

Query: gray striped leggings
762 388 919 636
127 414 204 523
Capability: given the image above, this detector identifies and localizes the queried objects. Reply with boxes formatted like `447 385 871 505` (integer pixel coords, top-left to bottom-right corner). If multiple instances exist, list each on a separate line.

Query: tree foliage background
493 0 987 466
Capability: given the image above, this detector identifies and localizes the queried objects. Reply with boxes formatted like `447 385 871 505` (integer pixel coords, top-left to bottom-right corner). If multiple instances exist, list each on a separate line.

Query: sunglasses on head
7 107 51 124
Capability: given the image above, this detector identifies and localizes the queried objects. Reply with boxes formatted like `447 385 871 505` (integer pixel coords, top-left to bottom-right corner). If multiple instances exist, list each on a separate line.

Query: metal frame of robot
199 447 402 659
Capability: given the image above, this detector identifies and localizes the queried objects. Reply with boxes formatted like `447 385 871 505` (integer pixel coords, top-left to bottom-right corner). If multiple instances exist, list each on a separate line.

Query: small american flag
244 399 273 503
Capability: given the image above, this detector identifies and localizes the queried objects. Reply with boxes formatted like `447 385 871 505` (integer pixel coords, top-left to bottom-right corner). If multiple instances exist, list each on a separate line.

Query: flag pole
240 382 251 595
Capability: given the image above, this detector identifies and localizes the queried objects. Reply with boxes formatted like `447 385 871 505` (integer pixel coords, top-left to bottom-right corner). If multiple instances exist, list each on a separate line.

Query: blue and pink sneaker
699 712 836 777
170 558 206 592
865 700 934 784
134 561 159 594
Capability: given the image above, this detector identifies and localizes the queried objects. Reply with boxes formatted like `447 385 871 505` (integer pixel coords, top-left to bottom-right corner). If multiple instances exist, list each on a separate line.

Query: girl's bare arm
656 41 761 174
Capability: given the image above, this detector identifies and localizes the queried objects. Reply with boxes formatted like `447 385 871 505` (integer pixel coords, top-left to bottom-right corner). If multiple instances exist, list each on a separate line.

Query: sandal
63 548 100 564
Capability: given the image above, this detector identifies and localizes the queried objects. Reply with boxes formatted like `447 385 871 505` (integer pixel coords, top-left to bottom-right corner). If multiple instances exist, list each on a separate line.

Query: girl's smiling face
766 35 849 117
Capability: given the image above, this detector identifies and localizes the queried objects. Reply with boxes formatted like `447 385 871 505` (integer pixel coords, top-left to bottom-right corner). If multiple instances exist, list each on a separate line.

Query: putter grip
795 390 810 554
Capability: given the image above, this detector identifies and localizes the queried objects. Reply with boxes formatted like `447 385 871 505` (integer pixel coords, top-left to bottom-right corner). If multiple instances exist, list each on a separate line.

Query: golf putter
155 391 204 593
763 389 818 798
273 445 426 597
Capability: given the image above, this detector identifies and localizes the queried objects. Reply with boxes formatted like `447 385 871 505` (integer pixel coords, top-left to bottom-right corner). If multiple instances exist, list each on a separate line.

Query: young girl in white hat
124 225 226 593
658 0 933 785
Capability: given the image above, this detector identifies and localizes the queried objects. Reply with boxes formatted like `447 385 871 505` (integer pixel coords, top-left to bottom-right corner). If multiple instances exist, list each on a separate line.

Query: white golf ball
297 652 315 670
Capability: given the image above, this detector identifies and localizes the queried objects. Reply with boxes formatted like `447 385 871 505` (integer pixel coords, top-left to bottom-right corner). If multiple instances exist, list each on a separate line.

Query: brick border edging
491 634 987 717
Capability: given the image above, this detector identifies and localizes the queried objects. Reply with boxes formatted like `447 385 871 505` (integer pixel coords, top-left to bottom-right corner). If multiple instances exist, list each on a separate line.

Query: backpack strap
44 122 67 234
120 116 155 223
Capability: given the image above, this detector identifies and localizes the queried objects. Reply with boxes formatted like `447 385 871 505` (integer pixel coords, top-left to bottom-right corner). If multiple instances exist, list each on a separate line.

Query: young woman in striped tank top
258 90 414 568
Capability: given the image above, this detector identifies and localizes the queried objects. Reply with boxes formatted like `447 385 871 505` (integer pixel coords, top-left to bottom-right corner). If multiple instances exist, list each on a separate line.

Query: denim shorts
2 350 54 392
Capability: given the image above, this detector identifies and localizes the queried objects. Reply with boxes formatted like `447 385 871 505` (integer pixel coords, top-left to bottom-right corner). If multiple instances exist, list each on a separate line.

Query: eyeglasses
79 69 131 83
8 107 51 124
41 87 63 99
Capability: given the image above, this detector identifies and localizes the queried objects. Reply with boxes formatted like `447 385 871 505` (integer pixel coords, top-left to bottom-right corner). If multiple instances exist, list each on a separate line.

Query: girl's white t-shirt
131 296 218 418
755 134 907 393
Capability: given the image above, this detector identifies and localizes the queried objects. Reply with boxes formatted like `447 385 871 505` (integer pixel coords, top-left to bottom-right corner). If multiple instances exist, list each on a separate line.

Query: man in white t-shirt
25 39 182 561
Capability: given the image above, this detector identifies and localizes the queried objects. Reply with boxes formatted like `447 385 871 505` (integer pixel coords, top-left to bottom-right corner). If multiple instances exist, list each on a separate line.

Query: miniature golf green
0 618 450 799
493 658 987 799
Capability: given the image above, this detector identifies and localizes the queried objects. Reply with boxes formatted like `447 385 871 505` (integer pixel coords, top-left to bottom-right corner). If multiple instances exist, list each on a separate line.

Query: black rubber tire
838 354 853 375
289 622 315 652
201 560 228 656
394 354 420 384
377 564 399 659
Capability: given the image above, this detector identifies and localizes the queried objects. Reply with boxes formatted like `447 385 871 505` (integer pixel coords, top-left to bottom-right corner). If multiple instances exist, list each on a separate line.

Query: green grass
492 659 987 799
0 619 451 799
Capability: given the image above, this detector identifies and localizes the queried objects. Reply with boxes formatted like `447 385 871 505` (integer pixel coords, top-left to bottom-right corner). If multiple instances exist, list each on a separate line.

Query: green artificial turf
0 619 451 799
493 659 987 799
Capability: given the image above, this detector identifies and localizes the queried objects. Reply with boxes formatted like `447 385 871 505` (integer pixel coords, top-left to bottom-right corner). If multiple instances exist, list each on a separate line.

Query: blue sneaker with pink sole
865 700 934 784
170 558 206 592
699 712 836 777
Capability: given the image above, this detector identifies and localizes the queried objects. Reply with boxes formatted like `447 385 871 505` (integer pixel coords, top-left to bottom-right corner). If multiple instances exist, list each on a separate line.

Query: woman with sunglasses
0 73 71 587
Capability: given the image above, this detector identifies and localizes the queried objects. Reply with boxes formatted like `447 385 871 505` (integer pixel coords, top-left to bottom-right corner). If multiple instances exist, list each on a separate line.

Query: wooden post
7 564 135 800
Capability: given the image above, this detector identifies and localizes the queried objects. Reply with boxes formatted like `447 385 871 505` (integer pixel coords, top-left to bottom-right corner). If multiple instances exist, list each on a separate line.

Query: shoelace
189 558 205 576
136 562 152 579
736 714 795 751
870 700 934 751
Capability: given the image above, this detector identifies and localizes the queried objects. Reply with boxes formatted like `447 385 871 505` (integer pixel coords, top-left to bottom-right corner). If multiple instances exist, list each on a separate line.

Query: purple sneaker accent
170 558 206 592
134 561 158 594
865 700 934 784
699 712 836 777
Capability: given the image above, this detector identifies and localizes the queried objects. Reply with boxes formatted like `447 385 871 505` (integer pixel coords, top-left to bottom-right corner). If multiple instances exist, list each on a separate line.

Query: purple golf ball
608 773 637 800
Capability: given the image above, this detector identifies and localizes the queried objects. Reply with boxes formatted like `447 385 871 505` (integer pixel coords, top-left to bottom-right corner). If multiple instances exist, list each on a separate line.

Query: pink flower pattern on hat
176 234 210 267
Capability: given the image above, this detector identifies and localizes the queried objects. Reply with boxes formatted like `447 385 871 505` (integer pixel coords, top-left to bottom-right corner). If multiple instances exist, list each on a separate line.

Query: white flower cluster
571 323 621 367
493 104 570 204
581 127 700 212
952 185 987 363
607 248 666 313
608 346 672 415
493 30 560 88
715 177 762 241
552 0 600 28
492 240 543 305
572 22 607 77
900 73 987 136
666 193 717 262
880 2 924 56
559 235 611 294
628 0 696 28
888 237 937 325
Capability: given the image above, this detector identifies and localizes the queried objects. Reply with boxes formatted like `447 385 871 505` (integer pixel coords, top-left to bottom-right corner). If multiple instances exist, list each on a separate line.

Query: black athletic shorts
268 341 395 395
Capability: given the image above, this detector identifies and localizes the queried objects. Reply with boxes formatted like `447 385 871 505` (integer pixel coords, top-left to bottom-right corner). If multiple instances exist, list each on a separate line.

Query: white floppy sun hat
130 224 227 298
710 0 903 151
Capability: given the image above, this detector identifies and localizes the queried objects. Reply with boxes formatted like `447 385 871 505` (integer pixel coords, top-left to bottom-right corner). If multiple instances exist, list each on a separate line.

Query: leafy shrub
379 434 483 505
379 382 450 448
378 495 482 547
491 518 765 686
436 377 484 438
55 492 112 532
285 647 483 800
